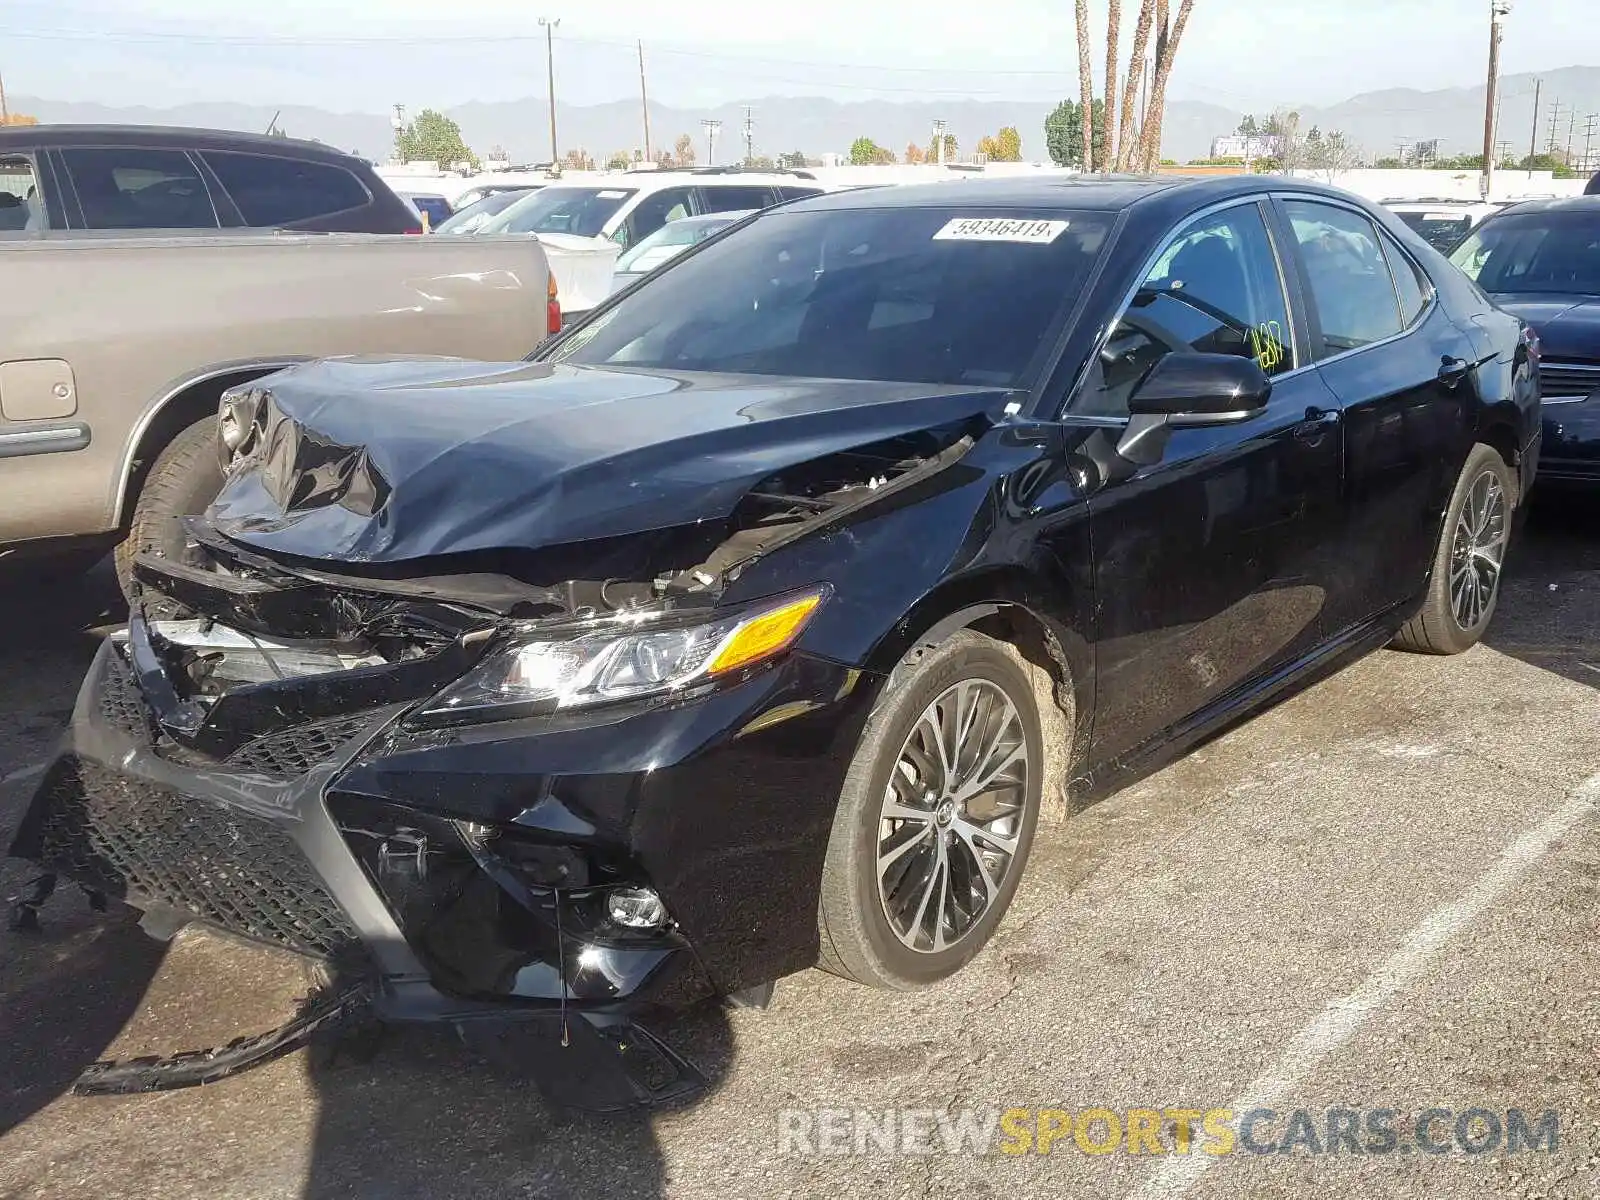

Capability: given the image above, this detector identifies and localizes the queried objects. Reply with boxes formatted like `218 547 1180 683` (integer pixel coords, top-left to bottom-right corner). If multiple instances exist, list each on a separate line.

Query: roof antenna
264 110 282 137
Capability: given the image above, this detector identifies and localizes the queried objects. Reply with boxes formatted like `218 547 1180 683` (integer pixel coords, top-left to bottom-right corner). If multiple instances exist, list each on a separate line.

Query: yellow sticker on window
1251 321 1287 373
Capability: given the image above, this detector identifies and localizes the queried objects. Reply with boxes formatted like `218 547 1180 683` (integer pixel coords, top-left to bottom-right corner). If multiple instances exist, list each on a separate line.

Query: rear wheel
113 416 224 597
818 630 1044 990
1393 443 1515 655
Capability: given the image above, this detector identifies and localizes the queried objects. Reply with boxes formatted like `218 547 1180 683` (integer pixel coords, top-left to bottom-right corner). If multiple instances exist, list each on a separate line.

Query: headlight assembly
418 586 829 724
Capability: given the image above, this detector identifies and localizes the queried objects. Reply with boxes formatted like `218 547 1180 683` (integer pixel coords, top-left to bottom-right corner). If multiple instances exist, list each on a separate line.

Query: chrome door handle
1292 407 1340 439
1438 356 1471 387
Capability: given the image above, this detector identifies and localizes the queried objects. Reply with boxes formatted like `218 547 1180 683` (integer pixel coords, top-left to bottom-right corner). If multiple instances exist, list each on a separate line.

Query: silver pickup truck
0 231 552 587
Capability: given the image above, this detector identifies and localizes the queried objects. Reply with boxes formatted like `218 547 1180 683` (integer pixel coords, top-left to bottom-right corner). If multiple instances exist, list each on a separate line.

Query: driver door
1078 199 1348 765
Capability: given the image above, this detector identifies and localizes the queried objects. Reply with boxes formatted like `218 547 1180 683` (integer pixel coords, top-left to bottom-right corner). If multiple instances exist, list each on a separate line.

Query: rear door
1079 198 1347 764
55 146 221 230
1275 197 1475 635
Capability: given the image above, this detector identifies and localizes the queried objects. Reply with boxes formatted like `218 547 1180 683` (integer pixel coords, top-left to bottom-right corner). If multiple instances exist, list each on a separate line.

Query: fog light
607 886 667 930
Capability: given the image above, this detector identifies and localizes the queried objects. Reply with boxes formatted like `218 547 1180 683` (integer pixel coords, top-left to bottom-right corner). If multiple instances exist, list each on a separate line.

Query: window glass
60 148 218 229
203 152 369 226
1284 200 1402 354
1076 203 1292 417
1448 211 1600 296
778 186 824 202
625 187 696 243
1392 211 1474 253
483 186 636 237
1381 232 1430 327
697 185 774 213
550 206 1112 388
0 155 40 231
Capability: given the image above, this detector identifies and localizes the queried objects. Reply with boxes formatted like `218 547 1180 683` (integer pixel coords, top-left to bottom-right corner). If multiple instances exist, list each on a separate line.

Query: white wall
1288 168 1588 203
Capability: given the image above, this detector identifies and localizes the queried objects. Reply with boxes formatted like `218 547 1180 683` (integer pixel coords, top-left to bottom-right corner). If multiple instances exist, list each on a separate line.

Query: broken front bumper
10 618 875 1102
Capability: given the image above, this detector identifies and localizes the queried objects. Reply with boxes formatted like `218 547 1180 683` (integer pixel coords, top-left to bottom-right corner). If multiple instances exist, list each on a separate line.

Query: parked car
1381 198 1502 253
434 188 536 235
396 191 452 230
609 208 755 292
1586 171 1600 196
0 231 555 591
11 177 1538 1108
477 169 823 250
452 181 546 210
1450 195 1600 485
0 125 422 233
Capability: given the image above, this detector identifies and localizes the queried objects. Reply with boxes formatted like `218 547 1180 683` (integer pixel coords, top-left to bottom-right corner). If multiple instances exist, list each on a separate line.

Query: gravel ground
0 498 1595 1200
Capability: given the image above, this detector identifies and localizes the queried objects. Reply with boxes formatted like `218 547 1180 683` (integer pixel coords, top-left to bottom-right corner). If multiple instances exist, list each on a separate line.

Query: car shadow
1486 489 1600 690
0 554 730 1198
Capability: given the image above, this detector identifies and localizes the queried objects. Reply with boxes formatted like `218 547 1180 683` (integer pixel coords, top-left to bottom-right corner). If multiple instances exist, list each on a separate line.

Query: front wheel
113 416 225 598
1392 443 1516 655
817 630 1044 990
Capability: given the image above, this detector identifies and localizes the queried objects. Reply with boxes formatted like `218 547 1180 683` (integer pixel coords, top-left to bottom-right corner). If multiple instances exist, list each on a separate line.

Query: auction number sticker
933 217 1070 244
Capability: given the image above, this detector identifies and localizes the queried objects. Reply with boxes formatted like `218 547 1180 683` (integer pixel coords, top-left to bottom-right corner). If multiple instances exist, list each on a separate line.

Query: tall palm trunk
1103 0 1122 169
1138 0 1195 171
1115 0 1157 170
1075 0 1096 170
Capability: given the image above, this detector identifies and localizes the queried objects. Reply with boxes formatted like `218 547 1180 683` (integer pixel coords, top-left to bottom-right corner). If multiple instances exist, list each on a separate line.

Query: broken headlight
217 384 267 465
418 586 829 723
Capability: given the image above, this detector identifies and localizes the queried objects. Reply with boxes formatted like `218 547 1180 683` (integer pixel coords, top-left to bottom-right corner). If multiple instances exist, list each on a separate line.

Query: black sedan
10 176 1539 1107
1449 195 1600 485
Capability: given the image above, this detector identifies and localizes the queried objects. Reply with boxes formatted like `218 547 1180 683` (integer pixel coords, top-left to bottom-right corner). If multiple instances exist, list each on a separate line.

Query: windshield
1450 210 1600 295
615 213 748 273
1394 211 1474 253
436 189 532 234
549 206 1112 387
480 186 637 238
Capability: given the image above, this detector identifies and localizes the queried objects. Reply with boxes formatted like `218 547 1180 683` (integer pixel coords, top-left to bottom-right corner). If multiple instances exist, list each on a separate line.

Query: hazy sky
1 0 1594 114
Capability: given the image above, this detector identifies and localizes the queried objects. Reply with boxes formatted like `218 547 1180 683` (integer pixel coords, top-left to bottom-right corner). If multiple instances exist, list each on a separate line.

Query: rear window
549 206 1112 388
203 152 370 226
486 187 637 237
1450 210 1600 295
1393 210 1474 253
60 147 219 229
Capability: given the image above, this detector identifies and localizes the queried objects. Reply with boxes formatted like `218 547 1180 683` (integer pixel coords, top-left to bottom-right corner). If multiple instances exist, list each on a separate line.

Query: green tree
995 126 1023 162
927 132 959 163
673 134 696 167
394 109 477 169
1237 114 1260 137
778 149 807 169
1373 156 1404 169
1044 98 1105 167
850 136 885 165
606 150 632 170
1517 152 1581 178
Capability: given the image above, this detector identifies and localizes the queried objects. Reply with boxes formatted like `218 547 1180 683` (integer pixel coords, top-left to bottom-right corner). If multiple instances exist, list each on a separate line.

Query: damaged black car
11 177 1539 1108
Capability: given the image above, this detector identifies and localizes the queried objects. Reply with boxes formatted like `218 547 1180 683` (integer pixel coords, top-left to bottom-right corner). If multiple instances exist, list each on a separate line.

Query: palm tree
1075 0 1096 170
1137 0 1196 170
1103 0 1122 168
1114 0 1157 170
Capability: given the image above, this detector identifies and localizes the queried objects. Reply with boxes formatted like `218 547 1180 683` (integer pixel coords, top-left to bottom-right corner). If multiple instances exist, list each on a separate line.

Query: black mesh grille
32 757 358 958
98 648 155 741
225 714 377 779
1540 363 1600 399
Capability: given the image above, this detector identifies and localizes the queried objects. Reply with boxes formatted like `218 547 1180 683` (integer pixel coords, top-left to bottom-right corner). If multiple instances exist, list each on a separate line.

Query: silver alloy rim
876 679 1030 954
1449 469 1508 631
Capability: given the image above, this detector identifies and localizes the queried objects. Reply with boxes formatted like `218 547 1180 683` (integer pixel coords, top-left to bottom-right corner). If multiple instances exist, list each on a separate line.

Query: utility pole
932 118 947 165
701 118 721 166
539 17 560 167
1566 109 1576 167
0 69 9 124
1528 78 1541 177
1482 0 1510 199
1546 98 1562 155
637 40 651 162
742 106 754 164
1584 113 1598 173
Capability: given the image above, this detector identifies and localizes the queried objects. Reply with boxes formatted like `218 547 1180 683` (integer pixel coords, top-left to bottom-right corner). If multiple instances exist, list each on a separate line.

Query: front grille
225 714 377 779
32 757 358 958
1539 362 1600 399
98 647 155 741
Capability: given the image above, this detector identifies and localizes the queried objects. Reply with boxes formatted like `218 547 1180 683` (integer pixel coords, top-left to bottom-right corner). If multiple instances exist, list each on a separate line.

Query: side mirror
1128 352 1272 419
1117 353 1272 469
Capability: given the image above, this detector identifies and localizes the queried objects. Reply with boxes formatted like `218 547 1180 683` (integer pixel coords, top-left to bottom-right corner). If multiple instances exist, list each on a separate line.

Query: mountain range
12 66 1600 166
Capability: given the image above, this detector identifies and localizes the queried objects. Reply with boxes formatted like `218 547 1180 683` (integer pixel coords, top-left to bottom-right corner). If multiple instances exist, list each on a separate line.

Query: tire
817 629 1045 990
1392 443 1516 655
113 416 224 597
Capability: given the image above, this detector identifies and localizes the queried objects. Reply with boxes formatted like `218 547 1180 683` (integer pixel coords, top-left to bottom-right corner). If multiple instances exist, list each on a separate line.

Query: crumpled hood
209 357 1011 564
1490 293 1600 361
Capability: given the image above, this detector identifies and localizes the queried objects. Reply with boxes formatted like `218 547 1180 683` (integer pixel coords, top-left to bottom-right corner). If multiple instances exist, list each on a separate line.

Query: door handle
1292 407 1340 440
1438 356 1471 387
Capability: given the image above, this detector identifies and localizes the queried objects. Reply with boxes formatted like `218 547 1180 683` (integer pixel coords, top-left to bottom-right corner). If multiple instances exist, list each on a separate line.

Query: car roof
0 123 362 163
784 173 1357 215
1492 194 1600 217
546 172 819 196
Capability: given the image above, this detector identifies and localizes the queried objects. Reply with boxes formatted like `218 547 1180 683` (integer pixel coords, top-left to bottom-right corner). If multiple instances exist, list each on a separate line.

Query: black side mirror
1117 353 1272 469
1128 352 1273 418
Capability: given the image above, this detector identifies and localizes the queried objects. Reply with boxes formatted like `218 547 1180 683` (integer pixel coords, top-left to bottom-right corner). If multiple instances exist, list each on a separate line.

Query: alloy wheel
1449 469 1508 631
875 678 1030 954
